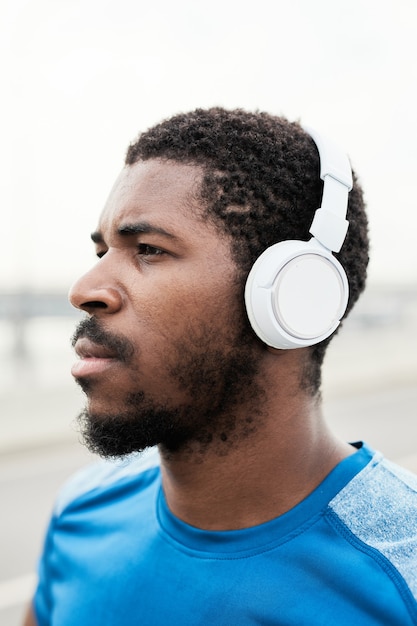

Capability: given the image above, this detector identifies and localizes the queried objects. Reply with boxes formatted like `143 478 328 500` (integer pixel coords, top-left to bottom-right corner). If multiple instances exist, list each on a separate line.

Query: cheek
131 270 243 327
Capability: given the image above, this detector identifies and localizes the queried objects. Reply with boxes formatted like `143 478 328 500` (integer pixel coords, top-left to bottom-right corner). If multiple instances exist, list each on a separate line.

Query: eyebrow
90 221 178 244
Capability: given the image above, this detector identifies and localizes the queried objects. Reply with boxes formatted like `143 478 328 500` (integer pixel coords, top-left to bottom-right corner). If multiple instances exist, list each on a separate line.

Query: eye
137 243 165 256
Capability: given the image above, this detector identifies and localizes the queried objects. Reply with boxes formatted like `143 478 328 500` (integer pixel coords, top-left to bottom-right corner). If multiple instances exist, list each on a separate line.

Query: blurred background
1 0 416 623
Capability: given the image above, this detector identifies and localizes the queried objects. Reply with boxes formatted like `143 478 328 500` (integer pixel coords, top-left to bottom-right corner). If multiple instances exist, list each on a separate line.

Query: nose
69 262 123 315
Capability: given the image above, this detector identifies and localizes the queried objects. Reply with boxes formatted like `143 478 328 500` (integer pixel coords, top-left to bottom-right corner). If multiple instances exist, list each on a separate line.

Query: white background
1 0 416 290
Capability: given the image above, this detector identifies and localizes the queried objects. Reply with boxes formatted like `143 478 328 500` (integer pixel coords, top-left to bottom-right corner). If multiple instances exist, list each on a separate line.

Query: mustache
71 317 135 363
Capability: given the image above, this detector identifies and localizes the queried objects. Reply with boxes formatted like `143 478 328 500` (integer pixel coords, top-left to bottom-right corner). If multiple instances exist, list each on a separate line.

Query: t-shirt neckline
156 442 374 558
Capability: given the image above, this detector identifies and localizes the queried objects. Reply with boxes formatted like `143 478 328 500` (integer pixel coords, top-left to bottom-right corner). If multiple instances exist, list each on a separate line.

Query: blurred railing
0 292 78 359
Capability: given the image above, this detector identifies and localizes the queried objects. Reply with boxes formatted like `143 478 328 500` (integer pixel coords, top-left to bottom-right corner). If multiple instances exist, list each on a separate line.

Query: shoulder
54 446 161 517
330 450 417 527
329 450 417 599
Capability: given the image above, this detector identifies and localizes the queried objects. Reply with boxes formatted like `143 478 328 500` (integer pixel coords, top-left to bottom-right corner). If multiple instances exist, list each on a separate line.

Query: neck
159 383 353 531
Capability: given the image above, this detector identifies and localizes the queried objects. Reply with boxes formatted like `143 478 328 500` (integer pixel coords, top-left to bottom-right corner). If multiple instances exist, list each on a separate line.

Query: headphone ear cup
244 239 349 349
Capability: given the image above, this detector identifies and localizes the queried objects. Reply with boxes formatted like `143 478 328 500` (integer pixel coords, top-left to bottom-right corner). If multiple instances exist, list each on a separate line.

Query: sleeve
31 450 160 625
32 515 57 626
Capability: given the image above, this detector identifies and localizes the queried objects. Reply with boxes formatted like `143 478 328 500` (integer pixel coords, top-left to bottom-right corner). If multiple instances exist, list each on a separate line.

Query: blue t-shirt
34 443 417 625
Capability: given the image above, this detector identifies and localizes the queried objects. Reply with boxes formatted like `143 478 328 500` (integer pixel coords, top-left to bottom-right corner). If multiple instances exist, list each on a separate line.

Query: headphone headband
304 126 352 253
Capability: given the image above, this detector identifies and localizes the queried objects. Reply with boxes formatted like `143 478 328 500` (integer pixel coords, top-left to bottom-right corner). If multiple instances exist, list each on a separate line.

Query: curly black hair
125 107 369 394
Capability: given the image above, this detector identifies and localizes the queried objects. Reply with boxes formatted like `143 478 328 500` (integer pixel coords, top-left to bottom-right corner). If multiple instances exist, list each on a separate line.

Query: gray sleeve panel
329 452 417 599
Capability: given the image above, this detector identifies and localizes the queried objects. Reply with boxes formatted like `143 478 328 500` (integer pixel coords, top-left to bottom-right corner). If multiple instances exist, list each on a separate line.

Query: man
25 108 417 625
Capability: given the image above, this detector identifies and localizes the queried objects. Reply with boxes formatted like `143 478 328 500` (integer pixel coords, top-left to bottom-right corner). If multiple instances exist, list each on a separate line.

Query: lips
74 337 119 360
71 337 120 378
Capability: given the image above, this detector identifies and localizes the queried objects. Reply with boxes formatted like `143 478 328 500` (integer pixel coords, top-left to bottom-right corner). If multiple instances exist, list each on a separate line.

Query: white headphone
244 126 353 349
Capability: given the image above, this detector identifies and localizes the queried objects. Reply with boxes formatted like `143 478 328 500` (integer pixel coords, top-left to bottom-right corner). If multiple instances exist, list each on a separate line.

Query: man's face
69 160 264 458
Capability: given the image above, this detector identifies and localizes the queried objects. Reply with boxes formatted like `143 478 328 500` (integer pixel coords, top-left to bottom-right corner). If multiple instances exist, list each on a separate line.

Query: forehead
98 159 207 234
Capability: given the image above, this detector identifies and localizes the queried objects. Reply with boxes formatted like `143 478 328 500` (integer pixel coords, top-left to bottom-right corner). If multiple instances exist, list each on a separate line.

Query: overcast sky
1 0 416 291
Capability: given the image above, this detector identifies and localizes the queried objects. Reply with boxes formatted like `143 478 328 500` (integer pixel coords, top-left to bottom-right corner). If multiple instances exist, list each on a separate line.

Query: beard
72 315 265 460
